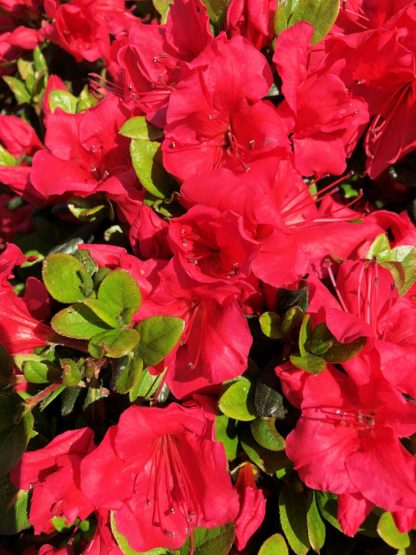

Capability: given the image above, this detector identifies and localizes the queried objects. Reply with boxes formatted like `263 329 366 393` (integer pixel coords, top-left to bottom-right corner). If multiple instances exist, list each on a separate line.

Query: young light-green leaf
377 512 410 550
306 490 326 553
43 253 93 303
250 418 285 452
120 117 163 141
49 90 78 114
130 139 173 199
136 316 184 367
259 534 289 555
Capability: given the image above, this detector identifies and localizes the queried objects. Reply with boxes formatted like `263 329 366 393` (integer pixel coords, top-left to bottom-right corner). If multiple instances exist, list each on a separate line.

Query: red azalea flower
226 0 276 50
277 359 416 535
169 205 259 285
117 0 212 126
81 403 239 552
0 243 51 354
162 34 289 180
234 463 266 550
310 259 416 396
11 428 95 534
274 22 369 177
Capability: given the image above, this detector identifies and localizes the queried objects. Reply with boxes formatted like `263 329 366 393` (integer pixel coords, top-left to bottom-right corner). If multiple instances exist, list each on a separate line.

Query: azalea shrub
1 0 416 553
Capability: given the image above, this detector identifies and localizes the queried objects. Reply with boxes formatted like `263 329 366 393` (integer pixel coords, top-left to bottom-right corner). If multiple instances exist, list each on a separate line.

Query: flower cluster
0 0 416 554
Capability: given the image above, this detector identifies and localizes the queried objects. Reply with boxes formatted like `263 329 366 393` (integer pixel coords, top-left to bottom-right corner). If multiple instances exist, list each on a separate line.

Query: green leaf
33 47 47 73
152 0 173 22
218 378 256 422
377 512 410 550
112 354 144 395
136 316 184 367
120 117 163 141
61 387 82 416
0 410 34 476
290 353 326 374
366 233 392 262
83 385 105 411
3 76 31 104
43 253 93 303
39 385 66 411
97 269 142 324
275 0 340 43
74 249 99 277
48 90 78 114
315 492 341 532
298 314 311 357
259 534 289 555
128 366 164 402
23 359 58 384
110 511 169 554
278 286 309 313
0 346 13 387
323 336 366 363
259 312 283 339
51 304 111 340
178 523 235 555
67 195 108 222
60 359 83 387
279 485 310 555
83 299 120 328
215 415 238 461
0 476 30 534
0 394 24 432
254 373 286 419
130 139 173 199
201 0 228 24
240 428 286 475
306 490 326 553
88 329 140 359
0 145 18 167
250 418 285 451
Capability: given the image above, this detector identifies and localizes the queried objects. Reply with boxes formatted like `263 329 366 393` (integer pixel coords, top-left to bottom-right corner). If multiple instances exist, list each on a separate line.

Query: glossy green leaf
39 385 66 411
51 304 110 340
254 373 286 419
178 523 235 555
130 139 173 199
120 117 163 141
366 233 391 261
128 366 164 402
83 299 120 328
279 485 310 555
290 353 326 374
61 387 82 416
0 410 34 476
278 286 309 313
307 490 326 553
33 47 47 72
259 534 289 555
88 328 140 359
112 354 144 395
215 415 238 461
250 418 285 451
0 476 30 535
3 76 31 104
136 316 184 367
218 378 256 422
259 312 283 339
49 90 78 114
323 336 366 363
43 253 93 303
23 359 59 384
377 512 410 550
275 0 340 43
240 428 286 475
97 269 141 324
68 195 108 222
